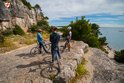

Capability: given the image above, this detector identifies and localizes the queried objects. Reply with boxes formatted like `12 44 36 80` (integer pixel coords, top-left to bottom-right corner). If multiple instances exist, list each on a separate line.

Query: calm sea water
100 27 124 51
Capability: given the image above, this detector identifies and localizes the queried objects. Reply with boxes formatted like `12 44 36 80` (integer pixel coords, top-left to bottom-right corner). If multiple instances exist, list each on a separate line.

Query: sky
27 0 124 27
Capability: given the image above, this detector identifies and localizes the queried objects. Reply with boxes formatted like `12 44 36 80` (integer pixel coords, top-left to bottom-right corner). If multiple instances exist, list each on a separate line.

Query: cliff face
90 48 124 83
0 0 41 31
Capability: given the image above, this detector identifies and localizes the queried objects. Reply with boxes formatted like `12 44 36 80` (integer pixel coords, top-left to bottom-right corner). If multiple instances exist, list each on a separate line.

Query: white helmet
68 26 72 30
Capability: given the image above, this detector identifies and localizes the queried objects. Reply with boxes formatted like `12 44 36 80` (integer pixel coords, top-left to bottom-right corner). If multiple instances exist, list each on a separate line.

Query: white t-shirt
67 31 72 40
69 31 72 39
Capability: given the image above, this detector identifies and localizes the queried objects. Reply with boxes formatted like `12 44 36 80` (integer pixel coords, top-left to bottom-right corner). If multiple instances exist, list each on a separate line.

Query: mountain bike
48 50 61 73
30 41 51 56
60 40 69 53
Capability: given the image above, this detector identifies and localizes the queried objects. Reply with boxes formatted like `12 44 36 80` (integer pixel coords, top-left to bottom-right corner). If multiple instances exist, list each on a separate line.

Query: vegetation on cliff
21 0 32 10
114 50 124 63
70 58 88 83
13 25 25 35
0 0 50 53
30 4 50 33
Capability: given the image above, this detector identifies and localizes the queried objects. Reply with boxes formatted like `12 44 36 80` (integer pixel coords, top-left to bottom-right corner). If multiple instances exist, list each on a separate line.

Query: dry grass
0 32 49 53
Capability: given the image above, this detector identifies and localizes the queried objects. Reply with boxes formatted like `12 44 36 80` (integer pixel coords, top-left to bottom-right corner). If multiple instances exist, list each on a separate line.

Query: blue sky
27 0 124 27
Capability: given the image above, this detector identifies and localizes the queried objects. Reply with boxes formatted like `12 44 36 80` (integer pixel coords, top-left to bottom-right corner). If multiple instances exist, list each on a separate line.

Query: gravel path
0 44 52 83
0 41 89 83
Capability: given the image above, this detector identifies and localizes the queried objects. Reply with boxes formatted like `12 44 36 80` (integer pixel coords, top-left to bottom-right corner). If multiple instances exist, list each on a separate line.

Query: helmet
68 26 72 30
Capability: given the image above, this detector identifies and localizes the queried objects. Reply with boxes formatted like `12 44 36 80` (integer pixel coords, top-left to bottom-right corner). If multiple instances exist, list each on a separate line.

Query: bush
62 16 103 48
2 28 13 36
30 25 38 33
70 58 88 83
37 20 50 32
99 37 107 45
13 25 25 35
85 34 100 48
114 50 124 63
61 16 106 48
0 35 4 44
21 0 32 10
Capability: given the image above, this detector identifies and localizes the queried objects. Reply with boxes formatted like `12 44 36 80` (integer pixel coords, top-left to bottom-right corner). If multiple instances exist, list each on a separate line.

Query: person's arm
56 33 60 43
50 33 52 43
37 33 43 43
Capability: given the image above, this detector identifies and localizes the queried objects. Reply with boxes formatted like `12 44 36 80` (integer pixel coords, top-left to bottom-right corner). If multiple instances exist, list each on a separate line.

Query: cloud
27 0 124 27
99 23 124 28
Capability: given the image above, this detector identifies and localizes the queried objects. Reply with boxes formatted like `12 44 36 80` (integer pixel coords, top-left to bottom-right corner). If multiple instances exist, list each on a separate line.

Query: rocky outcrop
90 48 124 83
0 41 123 83
0 0 41 31
76 47 124 83
0 41 89 83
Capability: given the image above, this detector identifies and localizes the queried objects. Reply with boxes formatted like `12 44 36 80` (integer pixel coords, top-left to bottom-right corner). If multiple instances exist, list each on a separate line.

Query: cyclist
63 26 72 52
37 29 49 53
50 26 61 63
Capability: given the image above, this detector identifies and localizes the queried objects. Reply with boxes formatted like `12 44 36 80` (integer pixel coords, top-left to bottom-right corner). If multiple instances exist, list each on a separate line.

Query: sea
100 27 124 51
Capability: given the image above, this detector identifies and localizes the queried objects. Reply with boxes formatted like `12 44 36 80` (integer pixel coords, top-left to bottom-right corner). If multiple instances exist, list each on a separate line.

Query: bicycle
30 41 51 56
60 40 70 53
48 51 61 73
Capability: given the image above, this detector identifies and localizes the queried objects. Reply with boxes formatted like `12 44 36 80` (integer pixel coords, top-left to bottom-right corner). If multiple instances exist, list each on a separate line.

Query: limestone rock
0 0 39 31
0 41 88 83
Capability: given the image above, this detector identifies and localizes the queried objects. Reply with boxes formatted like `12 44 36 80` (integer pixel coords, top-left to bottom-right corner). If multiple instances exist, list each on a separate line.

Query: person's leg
68 42 70 51
64 41 68 49
62 40 68 53
39 43 42 53
57 47 61 59
51 49 54 63
67 40 71 51
40 42 49 53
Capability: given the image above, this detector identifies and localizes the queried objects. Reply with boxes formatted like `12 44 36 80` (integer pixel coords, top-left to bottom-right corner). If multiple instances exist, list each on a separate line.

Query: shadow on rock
16 56 52 69
15 53 34 59
16 56 61 80
40 65 59 80
40 56 61 80
16 61 45 69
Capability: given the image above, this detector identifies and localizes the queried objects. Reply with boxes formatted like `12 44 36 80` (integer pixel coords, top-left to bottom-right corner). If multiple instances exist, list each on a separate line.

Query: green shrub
62 16 104 48
37 20 50 32
30 25 38 33
70 58 88 83
2 28 13 36
13 25 25 35
85 34 100 48
114 50 124 63
37 20 49 26
91 23 101 36
99 37 107 45
0 35 4 44
21 0 32 10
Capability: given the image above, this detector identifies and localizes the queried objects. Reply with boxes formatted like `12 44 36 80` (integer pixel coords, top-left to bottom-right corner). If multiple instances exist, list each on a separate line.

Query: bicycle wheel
56 55 61 72
30 47 39 56
44 43 51 51
60 46 64 53
53 51 61 72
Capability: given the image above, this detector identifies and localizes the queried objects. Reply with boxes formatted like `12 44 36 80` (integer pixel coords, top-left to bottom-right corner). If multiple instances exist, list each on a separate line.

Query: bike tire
44 43 51 51
30 47 39 56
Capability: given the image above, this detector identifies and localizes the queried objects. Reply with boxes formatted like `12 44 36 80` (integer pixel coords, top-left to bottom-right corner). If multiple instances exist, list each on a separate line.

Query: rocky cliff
0 41 123 83
0 0 42 32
